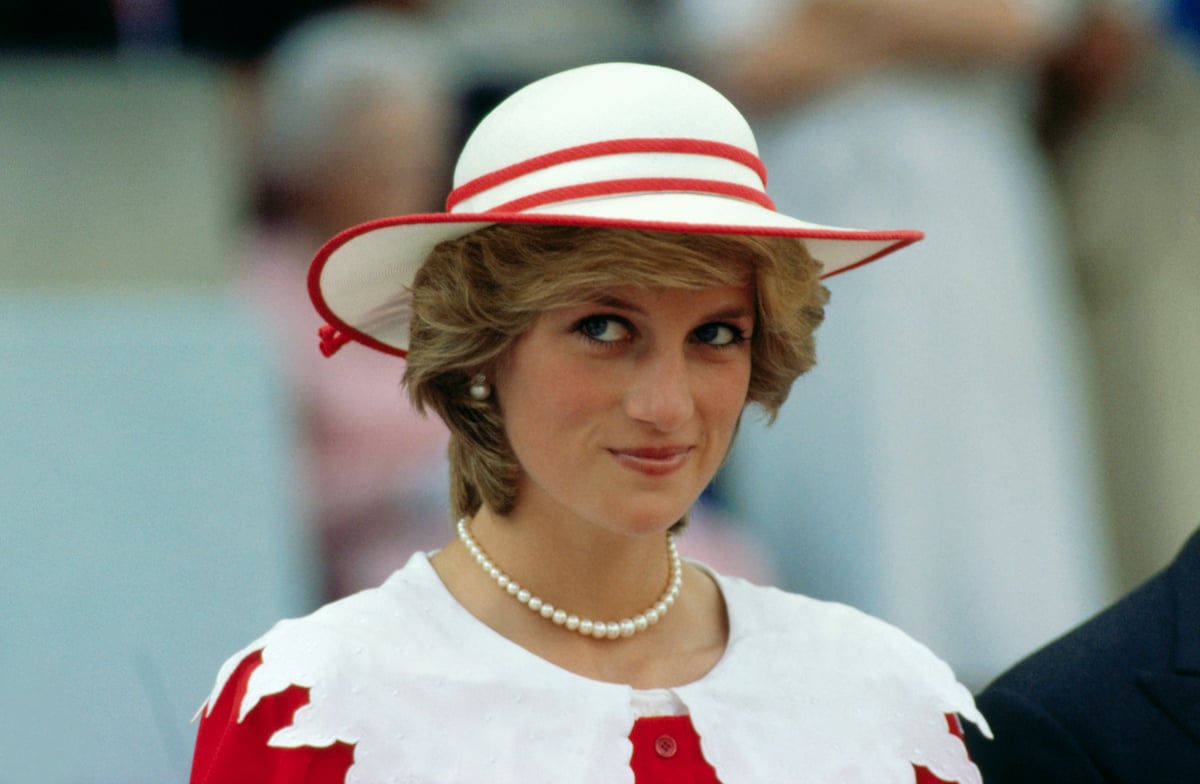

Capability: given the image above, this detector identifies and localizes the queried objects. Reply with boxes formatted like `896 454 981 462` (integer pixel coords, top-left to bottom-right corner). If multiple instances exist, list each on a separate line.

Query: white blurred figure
670 0 1115 687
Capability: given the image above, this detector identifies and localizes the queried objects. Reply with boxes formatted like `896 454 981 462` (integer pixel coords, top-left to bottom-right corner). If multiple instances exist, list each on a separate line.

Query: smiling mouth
608 447 694 476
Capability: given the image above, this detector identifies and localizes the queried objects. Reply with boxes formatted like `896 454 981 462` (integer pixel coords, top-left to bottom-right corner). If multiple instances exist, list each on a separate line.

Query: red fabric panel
915 763 953 784
189 650 355 784
629 714 721 783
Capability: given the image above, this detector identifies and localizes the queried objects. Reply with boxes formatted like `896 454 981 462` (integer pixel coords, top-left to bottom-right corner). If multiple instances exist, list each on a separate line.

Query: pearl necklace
456 517 683 640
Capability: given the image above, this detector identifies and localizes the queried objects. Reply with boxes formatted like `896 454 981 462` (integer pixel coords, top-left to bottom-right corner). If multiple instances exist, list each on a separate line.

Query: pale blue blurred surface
0 291 318 783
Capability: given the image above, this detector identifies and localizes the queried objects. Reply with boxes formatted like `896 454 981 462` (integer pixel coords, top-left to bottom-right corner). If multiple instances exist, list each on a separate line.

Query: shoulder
199 554 440 725
691 572 989 783
720 573 975 691
190 649 356 784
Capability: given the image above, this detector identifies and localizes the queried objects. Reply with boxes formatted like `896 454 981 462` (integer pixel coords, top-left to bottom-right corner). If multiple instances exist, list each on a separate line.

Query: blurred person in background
238 6 458 599
961 3 1200 778
666 0 1115 688
1035 0 1200 593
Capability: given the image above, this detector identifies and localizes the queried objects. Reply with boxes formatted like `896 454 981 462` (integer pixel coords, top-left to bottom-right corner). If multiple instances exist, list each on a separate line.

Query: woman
190 62 988 783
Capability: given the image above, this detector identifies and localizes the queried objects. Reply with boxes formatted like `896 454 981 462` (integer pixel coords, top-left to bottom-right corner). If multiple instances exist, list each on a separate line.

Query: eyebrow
587 293 755 323
590 293 646 314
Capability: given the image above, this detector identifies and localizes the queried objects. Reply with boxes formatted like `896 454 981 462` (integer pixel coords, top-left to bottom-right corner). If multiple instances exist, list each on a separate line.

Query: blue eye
693 323 744 347
577 315 630 343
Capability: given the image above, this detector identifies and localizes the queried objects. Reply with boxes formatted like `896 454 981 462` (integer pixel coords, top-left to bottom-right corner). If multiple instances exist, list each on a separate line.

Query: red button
654 734 678 758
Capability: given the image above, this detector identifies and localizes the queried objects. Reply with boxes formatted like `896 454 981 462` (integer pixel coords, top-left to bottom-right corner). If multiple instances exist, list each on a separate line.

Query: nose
623 350 694 432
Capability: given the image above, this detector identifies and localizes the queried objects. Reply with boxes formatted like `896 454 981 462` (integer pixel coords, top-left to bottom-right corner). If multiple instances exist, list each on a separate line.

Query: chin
606 497 696 537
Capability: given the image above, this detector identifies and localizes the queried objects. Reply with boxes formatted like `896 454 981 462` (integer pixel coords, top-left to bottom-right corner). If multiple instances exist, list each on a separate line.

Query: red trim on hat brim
825 235 922 278
308 211 924 359
491 177 777 213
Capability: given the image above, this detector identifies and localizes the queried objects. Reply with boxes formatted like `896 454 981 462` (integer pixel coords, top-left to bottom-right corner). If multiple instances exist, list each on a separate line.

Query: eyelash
573 315 749 349
694 322 749 349
575 315 631 346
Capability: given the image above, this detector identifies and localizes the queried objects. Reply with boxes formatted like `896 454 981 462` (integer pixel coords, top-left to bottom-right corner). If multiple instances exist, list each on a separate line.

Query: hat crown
449 63 764 213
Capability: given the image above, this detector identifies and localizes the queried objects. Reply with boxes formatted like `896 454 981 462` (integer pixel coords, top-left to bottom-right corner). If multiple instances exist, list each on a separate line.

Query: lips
608 446 694 476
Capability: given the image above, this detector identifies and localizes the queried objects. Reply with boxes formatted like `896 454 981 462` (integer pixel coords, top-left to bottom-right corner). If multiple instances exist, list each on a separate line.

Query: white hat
310 62 922 358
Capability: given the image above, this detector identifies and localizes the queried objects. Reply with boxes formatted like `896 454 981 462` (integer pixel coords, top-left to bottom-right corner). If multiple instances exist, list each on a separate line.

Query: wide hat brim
309 199 920 358
308 63 923 358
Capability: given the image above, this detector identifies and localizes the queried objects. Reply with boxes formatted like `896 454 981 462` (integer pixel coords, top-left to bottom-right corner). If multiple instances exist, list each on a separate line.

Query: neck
467 506 676 624
429 506 730 688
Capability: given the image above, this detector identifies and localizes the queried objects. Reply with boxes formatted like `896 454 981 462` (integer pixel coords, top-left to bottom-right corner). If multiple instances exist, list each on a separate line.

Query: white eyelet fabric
202 553 989 783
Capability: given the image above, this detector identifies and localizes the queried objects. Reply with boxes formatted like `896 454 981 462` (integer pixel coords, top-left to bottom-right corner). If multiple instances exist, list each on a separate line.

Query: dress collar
204 552 987 783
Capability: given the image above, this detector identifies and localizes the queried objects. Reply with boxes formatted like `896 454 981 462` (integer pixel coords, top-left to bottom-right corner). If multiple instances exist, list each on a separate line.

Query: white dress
198 553 988 783
673 0 1114 686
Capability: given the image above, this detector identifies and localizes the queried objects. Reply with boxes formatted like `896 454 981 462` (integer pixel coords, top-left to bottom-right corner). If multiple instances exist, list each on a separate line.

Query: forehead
555 282 756 316
548 248 755 297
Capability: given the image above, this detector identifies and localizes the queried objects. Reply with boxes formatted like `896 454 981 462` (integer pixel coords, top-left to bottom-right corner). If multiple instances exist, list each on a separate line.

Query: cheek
501 358 614 456
706 361 752 425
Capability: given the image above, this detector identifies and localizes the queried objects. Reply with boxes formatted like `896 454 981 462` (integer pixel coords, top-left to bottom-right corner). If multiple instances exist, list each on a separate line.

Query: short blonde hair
403 224 828 519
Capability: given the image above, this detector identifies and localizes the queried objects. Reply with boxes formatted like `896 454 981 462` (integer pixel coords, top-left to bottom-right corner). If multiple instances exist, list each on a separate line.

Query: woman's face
493 282 755 539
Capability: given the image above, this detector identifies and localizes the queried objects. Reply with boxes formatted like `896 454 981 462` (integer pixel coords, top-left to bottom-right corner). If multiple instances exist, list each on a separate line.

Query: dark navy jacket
964 527 1200 782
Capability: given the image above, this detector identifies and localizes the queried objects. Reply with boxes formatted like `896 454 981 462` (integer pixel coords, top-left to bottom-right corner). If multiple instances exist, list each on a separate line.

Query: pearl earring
468 373 491 401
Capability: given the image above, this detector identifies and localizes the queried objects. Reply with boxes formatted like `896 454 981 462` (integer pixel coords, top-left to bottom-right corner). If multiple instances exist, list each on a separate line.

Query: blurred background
2 0 1197 781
